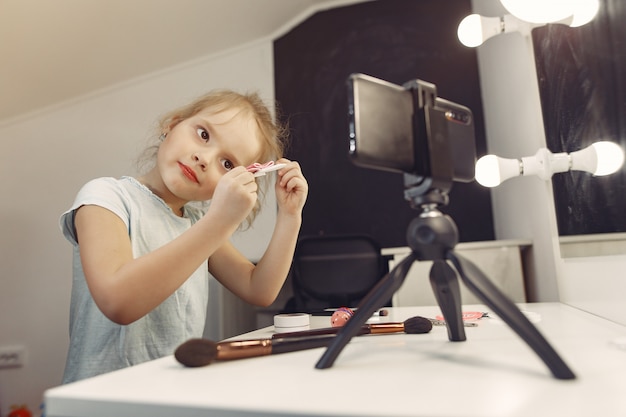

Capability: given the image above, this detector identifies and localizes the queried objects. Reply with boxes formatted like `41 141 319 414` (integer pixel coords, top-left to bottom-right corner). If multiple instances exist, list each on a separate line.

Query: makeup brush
175 335 337 368
272 316 433 339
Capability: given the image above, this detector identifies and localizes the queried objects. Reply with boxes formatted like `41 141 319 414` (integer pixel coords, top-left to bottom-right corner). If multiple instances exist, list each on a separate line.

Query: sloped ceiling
0 0 364 122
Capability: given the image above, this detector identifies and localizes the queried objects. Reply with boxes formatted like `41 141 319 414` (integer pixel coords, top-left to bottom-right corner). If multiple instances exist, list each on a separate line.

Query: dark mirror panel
533 0 626 236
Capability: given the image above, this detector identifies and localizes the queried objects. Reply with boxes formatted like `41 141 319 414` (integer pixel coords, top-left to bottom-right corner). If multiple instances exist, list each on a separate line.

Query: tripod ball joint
406 212 458 260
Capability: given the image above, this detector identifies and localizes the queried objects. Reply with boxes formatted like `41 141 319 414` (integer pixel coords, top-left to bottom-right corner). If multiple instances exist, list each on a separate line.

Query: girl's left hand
274 159 308 216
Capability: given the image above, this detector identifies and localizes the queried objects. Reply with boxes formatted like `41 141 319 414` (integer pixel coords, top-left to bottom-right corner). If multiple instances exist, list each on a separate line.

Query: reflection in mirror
532 0 626 255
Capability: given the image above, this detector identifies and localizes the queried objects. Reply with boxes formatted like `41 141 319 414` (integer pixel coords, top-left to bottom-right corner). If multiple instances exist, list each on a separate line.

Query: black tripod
315 176 576 379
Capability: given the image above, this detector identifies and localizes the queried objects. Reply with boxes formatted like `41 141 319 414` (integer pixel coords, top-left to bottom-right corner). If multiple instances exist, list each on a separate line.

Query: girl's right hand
208 166 258 227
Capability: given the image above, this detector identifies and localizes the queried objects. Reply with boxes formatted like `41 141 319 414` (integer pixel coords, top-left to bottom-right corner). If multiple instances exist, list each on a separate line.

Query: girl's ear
166 116 184 134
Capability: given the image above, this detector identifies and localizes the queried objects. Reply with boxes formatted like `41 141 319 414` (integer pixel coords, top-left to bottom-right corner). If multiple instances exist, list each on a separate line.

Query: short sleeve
59 177 131 246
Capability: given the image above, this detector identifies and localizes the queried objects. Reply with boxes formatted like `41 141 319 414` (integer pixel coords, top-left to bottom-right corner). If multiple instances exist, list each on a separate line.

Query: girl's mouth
178 162 199 183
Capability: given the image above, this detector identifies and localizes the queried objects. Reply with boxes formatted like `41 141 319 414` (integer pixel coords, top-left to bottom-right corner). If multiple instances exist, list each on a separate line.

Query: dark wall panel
274 0 494 247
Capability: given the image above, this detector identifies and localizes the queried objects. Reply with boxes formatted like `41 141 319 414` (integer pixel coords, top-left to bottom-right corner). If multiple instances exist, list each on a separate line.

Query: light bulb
570 141 625 175
500 0 574 23
475 141 624 187
475 154 521 187
499 0 599 26
569 0 600 27
458 14 498 47
457 14 533 48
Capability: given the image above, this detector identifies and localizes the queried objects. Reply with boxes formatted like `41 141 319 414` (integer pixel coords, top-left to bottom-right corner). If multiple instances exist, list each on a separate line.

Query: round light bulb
584 141 624 175
475 155 501 186
457 14 484 47
500 0 599 26
457 14 504 47
475 154 521 187
569 0 600 27
500 0 574 23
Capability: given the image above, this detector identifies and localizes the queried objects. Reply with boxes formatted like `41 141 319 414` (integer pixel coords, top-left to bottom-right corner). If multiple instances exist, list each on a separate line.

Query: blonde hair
138 89 289 227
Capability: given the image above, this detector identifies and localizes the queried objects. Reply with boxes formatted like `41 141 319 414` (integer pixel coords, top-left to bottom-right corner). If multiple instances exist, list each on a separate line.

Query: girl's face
155 106 263 204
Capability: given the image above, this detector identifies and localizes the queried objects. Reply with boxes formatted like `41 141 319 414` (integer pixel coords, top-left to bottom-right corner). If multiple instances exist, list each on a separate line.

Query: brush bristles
175 338 218 367
404 316 433 334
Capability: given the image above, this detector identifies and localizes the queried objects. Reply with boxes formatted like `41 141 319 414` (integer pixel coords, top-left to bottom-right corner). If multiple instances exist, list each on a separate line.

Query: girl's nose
192 152 207 171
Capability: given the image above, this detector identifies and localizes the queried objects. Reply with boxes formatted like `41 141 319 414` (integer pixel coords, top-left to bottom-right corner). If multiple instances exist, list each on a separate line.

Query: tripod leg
447 250 576 380
429 260 466 341
315 252 417 369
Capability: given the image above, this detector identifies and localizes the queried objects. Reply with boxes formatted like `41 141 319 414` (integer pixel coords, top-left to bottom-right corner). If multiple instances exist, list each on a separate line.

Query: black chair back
284 234 391 313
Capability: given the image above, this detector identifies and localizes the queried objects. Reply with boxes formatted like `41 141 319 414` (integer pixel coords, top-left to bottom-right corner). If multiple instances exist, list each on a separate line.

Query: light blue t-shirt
59 176 209 383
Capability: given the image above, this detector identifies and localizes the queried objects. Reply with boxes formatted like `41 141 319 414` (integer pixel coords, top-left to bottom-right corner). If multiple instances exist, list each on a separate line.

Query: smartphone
347 73 476 183
348 74 415 174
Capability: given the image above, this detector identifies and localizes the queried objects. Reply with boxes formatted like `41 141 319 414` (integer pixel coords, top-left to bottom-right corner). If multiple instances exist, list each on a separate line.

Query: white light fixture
475 141 625 187
457 0 599 48
457 14 535 48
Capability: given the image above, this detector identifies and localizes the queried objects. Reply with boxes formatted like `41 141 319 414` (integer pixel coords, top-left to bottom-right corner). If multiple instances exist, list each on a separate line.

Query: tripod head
401 172 459 261
403 172 450 209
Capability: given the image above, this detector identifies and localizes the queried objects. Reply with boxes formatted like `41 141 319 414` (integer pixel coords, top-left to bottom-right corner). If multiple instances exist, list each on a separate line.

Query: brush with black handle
272 315 433 339
175 335 337 368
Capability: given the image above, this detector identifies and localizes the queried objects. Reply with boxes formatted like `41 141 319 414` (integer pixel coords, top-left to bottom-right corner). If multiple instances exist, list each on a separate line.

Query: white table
44 303 626 417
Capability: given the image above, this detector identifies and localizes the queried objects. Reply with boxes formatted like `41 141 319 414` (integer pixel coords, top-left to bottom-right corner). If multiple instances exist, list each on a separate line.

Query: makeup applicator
175 335 337 368
272 316 433 339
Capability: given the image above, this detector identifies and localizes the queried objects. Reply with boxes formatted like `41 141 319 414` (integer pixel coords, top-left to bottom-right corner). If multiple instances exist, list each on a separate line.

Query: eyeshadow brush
272 315 433 339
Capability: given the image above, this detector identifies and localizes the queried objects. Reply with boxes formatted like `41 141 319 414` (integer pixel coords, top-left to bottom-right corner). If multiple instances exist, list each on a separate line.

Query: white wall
559 254 626 326
0 40 276 416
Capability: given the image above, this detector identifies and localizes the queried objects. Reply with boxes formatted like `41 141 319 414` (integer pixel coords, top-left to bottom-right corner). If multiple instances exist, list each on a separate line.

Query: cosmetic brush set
174 308 493 367
174 316 434 367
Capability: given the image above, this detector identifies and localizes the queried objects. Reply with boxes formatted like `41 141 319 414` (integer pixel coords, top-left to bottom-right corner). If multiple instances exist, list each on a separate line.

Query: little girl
59 90 307 383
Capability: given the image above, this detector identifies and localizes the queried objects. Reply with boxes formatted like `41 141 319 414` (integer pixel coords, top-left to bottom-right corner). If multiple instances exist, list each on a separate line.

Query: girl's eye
197 128 210 142
221 159 234 171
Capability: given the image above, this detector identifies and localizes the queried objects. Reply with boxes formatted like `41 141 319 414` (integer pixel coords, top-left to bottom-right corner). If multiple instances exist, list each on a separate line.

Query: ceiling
0 0 360 123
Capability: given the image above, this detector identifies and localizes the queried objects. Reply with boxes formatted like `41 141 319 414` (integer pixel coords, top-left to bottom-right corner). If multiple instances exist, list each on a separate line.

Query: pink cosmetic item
330 307 354 327
246 161 287 177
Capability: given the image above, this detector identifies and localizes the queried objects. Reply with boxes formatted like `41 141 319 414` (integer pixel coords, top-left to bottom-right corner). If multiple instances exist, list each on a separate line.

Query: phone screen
348 73 415 174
